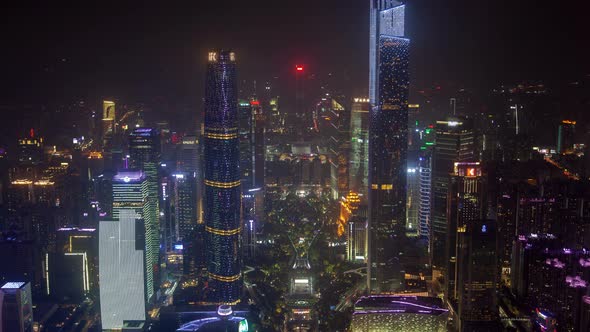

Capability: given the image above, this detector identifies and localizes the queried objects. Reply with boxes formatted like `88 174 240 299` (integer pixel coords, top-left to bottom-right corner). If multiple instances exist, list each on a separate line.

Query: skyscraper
367 0 410 293
172 172 197 243
99 210 146 330
102 100 116 148
238 99 254 190
128 128 161 300
431 118 474 275
455 219 498 331
349 98 370 199
111 170 155 302
204 50 242 304
557 119 576 154
446 162 487 306
0 282 33 332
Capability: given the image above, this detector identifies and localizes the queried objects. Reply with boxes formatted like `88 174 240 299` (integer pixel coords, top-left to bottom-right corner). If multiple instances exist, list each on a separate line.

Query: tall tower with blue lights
204 50 242 304
367 0 410 293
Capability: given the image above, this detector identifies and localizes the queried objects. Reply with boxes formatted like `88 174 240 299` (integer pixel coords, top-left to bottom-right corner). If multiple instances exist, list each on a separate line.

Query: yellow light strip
206 226 242 236
208 272 241 282
204 132 238 140
204 179 240 188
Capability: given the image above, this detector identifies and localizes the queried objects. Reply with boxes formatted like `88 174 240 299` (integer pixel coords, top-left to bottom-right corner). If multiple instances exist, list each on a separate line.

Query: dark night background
0 0 588 118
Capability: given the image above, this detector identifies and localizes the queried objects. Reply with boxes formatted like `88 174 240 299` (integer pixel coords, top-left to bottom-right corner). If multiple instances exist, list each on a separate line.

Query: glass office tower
111 170 154 303
204 50 242 304
367 0 410 293
128 128 161 301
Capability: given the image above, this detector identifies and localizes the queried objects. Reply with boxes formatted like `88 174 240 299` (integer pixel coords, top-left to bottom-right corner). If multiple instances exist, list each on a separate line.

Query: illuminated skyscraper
445 162 487 306
557 119 576 154
349 98 370 199
128 128 161 300
111 170 156 302
99 210 146 330
102 100 116 147
367 0 410 293
238 99 254 190
172 172 197 243
0 282 33 332
431 118 474 275
204 50 242 304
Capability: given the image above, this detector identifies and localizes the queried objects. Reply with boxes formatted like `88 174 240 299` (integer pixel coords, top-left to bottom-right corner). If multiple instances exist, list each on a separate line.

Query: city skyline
1 1 590 331
1 1 588 106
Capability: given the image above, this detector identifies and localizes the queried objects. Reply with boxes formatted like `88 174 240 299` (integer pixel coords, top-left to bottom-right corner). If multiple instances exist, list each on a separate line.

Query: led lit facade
204 50 242 304
112 170 156 302
351 295 448 332
128 128 161 301
368 0 410 293
99 210 146 330
349 99 370 198
102 100 116 147
406 166 419 237
418 155 431 243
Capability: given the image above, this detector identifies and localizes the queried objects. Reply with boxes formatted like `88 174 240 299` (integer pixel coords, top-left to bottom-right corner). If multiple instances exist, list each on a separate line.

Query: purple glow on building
58 227 96 232
565 275 587 288
114 170 145 183
583 296 590 305
563 248 572 254
546 258 565 269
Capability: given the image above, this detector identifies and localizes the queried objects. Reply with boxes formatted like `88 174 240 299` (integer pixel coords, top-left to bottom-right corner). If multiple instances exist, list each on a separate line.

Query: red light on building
467 168 476 176
250 100 260 106
30 128 35 138
296 65 304 72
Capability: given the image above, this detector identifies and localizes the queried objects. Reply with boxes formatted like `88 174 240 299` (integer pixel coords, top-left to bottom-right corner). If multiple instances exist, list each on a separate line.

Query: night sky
1 0 588 105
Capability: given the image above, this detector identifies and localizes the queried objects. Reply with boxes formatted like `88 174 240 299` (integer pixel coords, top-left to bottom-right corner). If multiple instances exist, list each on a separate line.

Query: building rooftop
354 296 448 316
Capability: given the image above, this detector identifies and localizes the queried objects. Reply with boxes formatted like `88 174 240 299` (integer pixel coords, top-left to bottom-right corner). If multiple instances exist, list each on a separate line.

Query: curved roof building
351 295 448 332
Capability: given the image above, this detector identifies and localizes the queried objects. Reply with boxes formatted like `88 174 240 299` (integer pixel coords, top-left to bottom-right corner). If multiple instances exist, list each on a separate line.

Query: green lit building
112 170 156 302
128 128 161 301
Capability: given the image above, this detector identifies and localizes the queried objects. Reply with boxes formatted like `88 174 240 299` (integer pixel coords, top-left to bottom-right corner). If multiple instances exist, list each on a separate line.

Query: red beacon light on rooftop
295 65 304 72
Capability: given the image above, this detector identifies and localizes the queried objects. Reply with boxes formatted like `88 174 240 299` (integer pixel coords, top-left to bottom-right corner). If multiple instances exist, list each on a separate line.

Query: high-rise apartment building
204 50 242 304
367 0 410 293
431 118 474 274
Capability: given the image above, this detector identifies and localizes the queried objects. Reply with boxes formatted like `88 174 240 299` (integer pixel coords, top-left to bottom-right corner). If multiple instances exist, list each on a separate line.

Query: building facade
99 210 146 330
204 50 242 304
368 0 410 293
128 128 161 301
431 118 474 274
